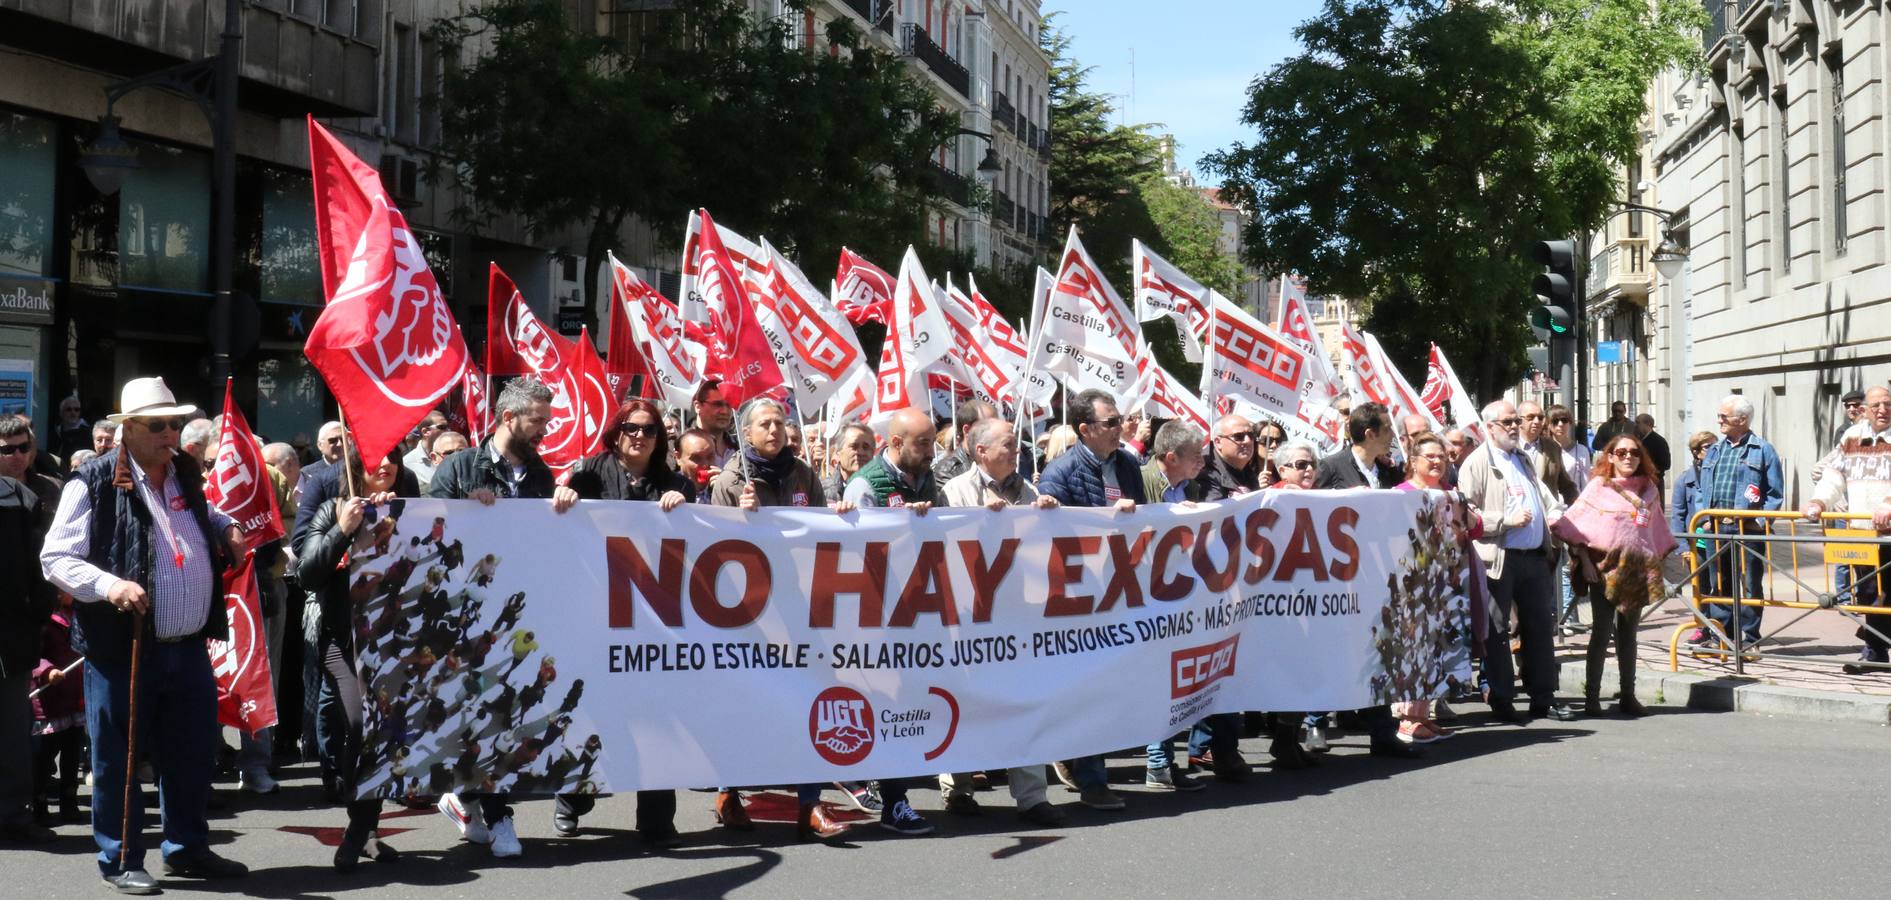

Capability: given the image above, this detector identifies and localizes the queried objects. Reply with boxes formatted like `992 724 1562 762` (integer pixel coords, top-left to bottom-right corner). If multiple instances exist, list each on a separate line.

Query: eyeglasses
1607 448 1639 459
0 442 30 456
1093 416 1123 429
323 435 346 446
617 422 661 438
1217 431 1257 444
1280 458 1316 471
1415 453 1447 463
1490 417 1521 427
135 417 188 434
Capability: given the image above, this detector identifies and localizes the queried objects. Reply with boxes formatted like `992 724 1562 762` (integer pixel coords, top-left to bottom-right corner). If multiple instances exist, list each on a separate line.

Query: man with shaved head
837 404 941 836
1196 414 1261 500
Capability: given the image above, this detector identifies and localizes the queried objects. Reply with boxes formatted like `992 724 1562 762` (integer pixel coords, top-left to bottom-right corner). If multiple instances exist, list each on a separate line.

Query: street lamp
1650 232 1689 280
975 145 1003 187
77 0 242 390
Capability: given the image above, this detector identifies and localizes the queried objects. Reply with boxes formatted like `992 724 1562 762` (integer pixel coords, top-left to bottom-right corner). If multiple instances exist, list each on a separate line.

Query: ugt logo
809 686 875 766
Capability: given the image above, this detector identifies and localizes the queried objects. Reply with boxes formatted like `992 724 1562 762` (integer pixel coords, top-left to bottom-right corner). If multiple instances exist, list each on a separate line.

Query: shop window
0 113 55 277
117 142 211 294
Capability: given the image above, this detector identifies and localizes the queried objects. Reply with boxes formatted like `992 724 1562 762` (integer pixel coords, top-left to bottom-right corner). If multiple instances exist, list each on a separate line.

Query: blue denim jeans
85 638 218 876
1063 755 1108 790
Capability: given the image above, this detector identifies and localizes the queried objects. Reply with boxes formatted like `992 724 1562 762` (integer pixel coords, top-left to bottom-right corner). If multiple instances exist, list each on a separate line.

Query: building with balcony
1629 0 1891 500
790 0 1049 271
0 0 584 449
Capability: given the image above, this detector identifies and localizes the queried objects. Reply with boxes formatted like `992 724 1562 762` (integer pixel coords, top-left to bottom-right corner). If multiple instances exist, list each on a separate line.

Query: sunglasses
1491 417 1521 427
1607 448 1639 459
1217 431 1257 444
1093 416 1123 429
1280 459 1316 471
1258 434 1283 447
1549 417 1571 425
617 422 661 438
0 442 31 456
135 417 188 434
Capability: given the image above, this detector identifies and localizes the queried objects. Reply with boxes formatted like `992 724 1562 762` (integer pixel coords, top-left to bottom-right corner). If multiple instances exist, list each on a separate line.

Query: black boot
334 800 397 872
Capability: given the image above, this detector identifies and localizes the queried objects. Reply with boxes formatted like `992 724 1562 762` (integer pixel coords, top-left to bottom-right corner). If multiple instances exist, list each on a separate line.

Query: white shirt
41 456 234 640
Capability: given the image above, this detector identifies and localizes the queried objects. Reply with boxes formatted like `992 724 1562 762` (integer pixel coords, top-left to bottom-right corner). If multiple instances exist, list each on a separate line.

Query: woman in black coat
296 452 415 871
552 398 688 846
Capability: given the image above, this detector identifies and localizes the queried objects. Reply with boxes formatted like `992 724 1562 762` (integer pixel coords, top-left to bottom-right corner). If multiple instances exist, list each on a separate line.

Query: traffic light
1530 239 1576 340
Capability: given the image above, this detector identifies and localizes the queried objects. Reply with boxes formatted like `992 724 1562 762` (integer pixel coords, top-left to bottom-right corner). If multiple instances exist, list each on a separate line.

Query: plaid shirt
1707 432 1752 509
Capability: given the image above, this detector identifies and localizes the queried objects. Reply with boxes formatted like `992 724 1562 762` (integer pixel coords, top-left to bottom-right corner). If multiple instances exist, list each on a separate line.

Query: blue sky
1047 1 1326 184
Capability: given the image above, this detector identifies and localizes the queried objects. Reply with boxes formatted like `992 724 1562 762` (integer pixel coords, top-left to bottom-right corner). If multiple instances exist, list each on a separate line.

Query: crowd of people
2 371 1888 894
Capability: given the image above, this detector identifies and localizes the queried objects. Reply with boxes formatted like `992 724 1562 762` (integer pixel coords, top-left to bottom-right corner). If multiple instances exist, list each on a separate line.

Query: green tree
429 0 955 327
1044 14 1161 286
1204 0 1702 399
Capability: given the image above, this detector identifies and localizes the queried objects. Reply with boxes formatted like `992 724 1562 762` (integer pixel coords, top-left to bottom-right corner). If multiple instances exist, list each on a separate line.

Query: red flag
605 276 657 403
687 209 783 406
457 352 491 444
304 118 468 468
1419 344 1451 420
835 247 895 325
570 327 613 466
485 264 599 475
209 552 277 736
203 380 283 551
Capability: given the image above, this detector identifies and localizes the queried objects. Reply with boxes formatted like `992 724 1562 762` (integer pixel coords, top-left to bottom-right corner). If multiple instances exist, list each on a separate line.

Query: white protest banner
1033 228 1142 401
1277 280 1342 407
1128 356 1212 434
937 277 1022 408
1204 294 1309 419
348 491 1471 800
1133 241 1211 363
1015 267 1060 406
750 238 869 412
869 248 952 429
609 255 705 413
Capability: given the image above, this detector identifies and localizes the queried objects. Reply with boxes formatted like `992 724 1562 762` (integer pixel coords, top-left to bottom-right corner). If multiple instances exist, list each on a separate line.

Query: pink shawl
1552 475 1677 558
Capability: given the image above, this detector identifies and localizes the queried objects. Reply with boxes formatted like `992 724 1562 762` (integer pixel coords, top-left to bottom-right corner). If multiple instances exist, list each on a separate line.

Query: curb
1555 663 1891 726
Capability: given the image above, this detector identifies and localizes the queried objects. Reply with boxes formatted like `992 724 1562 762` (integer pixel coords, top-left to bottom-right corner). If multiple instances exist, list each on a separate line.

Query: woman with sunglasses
1551 434 1677 717
553 398 688 845
1255 420 1287 488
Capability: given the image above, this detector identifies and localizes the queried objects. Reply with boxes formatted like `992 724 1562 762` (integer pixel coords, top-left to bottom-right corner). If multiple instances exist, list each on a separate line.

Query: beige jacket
940 468 1040 508
1457 441 1566 580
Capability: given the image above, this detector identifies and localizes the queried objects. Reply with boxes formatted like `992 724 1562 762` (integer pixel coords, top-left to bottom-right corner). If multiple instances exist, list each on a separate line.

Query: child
32 595 85 824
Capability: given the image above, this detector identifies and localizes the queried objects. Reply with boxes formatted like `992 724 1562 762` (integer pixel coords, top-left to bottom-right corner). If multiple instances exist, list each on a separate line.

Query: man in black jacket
1 471 55 845
1311 402 1425 759
1195 414 1263 501
427 376 575 860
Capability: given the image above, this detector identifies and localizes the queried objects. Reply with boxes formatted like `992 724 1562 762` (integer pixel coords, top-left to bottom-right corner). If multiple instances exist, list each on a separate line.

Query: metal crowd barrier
1657 509 1891 675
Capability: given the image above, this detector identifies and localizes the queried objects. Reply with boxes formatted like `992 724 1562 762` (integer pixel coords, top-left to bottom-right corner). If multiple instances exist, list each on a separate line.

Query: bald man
835 405 941 836
843 407 940 514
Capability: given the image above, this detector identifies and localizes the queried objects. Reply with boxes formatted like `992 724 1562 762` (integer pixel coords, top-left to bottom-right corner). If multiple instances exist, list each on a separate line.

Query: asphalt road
6 704 1886 899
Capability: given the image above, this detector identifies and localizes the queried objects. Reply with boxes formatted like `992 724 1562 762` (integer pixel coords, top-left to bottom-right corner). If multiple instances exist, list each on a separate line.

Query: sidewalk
1548 558 1891 724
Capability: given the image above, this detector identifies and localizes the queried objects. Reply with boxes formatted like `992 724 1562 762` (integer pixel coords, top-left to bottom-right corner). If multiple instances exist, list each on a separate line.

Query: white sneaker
239 768 279 795
1301 724 1331 753
437 792 490 844
489 817 522 858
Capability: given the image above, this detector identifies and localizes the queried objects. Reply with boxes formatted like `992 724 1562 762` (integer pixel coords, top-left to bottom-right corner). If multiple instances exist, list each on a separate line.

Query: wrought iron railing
902 24 970 98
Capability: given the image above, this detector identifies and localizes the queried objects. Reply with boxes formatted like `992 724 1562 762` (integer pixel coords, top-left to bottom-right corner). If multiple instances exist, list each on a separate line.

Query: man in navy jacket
1035 389 1142 812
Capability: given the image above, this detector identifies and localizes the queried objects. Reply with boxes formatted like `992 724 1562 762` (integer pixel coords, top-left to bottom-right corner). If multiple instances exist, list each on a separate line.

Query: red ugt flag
304 117 469 468
834 247 895 325
210 552 278 736
605 280 657 403
203 379 283 551
687 209 783 407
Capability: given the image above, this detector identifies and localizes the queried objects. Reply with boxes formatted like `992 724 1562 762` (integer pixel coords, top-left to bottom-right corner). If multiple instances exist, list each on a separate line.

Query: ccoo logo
809 686 875 766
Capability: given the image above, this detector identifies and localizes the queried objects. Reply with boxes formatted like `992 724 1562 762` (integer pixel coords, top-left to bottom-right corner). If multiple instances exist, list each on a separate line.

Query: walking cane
118 610 144 873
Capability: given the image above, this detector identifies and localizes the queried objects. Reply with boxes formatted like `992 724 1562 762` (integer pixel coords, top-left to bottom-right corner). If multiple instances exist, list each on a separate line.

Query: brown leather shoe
713 791 754 831
796 802 845 842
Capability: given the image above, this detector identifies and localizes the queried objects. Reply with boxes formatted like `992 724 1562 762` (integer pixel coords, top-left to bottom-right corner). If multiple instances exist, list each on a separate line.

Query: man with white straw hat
40 376 249 894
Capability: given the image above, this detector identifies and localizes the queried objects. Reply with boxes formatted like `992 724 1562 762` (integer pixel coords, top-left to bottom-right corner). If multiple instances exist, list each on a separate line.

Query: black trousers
555 790 678 835
1482 548 1557 705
